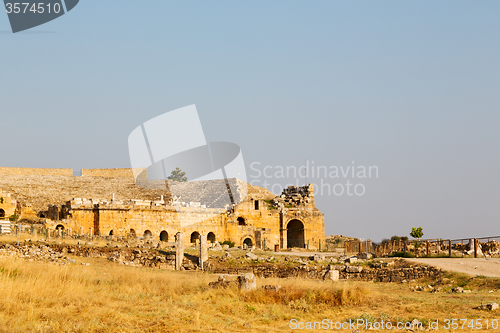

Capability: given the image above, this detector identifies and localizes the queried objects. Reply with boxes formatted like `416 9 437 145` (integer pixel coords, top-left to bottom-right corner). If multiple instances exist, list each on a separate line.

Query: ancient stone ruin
0 167 325 250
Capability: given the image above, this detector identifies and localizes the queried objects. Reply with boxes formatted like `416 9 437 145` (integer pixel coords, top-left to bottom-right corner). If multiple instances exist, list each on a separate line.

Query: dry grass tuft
241 278 369 309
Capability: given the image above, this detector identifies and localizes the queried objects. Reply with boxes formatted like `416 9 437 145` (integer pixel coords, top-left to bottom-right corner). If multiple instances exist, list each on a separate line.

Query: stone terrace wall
0 175 169 212
0 167 72 176
0 172 273 213
211 262 442 282
81 168 134 178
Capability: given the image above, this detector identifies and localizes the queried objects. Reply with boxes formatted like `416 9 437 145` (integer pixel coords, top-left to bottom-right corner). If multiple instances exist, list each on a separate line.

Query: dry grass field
0 249 499 332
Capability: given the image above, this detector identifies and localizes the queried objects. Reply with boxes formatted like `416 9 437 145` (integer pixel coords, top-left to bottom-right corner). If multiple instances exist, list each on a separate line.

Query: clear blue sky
1 1 499 241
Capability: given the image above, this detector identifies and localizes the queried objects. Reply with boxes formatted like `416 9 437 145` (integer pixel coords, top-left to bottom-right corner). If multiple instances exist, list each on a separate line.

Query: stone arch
287 219 305 248
143 230 152 239
0 209 4 218
109 230 114 236
207 232 216 243
129 229 136 238
160 230 168 242
55 224 65 230
39 213 45 218
237 217 246 226
190 231 200 244
243 238 253 247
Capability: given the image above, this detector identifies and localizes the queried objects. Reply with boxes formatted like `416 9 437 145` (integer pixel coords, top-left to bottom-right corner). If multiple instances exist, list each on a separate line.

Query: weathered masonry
0 167 325 249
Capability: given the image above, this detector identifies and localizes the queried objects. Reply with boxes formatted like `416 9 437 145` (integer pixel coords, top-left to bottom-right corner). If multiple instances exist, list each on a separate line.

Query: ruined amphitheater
0 167 325 249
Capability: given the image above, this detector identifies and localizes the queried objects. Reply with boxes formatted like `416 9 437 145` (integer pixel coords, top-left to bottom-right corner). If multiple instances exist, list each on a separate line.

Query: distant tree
167 167 188 182
389 235 408 243
0 197 3 204
9 214 18 222
410 227 424 240
390 235 401 242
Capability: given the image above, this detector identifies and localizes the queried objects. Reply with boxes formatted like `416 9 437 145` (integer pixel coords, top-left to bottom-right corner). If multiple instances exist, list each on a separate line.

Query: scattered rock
210 242 222 251
475 303 499 311
262 285 281 292
246 252 258 260
357 252 373 260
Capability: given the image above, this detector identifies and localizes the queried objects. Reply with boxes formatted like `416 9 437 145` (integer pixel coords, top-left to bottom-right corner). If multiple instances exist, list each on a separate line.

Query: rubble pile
210 257 442 282
0 243 75 266
270 185 311 209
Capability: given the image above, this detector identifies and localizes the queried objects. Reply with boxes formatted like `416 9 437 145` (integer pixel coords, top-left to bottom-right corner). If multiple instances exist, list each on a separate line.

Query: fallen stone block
357 252 373 260
238 273 257 291
323 270 339 281
346 266 363 273
345 257 358 264
246 252 258 260
310 254 325 262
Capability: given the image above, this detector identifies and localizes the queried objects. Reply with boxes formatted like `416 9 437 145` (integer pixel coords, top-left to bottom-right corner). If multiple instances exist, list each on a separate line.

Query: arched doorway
55 224 65 230
243 238 253 247
160 230 168 242
143 230 152 239
129 229 136 238
0 209 5 218
109 230 114 236
237 217 246 226
287 219 305 248
190 231 200 244
207 232 216 243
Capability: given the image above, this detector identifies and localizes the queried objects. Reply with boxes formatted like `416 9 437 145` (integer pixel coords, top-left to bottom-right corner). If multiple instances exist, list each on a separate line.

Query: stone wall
0 167 72 176
0 174 170 212
211 262 442 282
80 168 134 178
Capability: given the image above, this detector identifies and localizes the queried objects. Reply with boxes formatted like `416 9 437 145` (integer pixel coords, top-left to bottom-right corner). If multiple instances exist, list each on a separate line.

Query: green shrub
388 251 415 258
221 240 235 248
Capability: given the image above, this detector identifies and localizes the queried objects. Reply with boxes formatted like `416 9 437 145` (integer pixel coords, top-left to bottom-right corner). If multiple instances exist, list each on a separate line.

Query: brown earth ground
0 236 499 332
406 258 500 277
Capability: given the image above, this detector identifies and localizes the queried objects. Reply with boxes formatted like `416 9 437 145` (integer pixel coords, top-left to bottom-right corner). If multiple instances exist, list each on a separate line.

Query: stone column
175 232 184 271
474 238 478 258
199 234 208 270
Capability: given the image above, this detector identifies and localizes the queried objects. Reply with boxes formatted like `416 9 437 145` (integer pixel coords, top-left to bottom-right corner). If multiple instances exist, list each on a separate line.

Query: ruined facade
0 167 325 249
0 189 17 219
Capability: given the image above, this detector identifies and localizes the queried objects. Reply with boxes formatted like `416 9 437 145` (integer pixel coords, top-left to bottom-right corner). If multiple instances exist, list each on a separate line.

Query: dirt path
406 258 500 277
